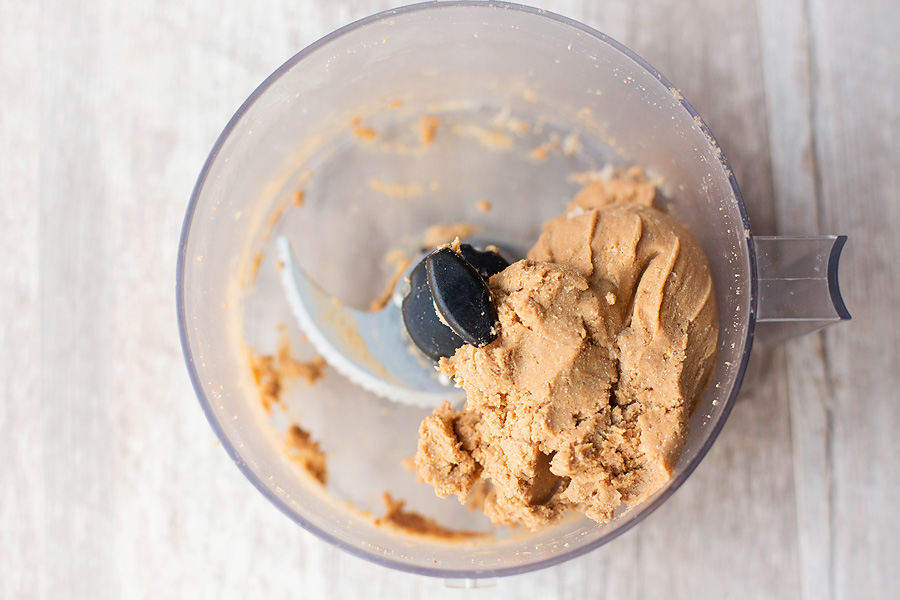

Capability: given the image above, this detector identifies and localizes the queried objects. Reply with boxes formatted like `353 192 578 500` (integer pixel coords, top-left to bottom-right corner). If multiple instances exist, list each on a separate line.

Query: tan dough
284 424 328 485
415 172 718 529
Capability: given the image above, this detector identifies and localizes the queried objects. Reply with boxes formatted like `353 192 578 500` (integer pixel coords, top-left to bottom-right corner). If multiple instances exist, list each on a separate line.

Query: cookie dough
415 171 718 529
284 424 328 485
249 335 326 413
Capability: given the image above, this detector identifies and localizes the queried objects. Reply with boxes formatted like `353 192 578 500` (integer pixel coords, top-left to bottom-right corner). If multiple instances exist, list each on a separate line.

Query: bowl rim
176 0 758 579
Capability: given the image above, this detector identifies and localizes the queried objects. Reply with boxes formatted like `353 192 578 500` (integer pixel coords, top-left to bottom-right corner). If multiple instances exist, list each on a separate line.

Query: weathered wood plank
0 2 44 599
4 0 898 597
38 1 119 596
759 0 900 598
756 1 835 599
803 1 900 598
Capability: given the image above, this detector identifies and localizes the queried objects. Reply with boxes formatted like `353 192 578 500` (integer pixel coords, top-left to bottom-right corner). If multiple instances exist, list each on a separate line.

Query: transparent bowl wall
178 1 754 578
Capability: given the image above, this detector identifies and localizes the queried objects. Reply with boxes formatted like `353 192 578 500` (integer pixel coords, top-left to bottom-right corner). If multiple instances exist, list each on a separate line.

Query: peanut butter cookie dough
415 171 718 529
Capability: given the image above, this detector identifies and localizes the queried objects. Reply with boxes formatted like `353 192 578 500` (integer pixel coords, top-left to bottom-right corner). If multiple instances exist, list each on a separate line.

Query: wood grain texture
756 2 835 598
1 2 43 599
758 1 900 599
802 2 900 598
2 0 898 598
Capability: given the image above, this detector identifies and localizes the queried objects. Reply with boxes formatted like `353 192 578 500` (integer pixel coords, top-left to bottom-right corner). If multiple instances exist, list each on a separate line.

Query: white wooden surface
2 0 898 598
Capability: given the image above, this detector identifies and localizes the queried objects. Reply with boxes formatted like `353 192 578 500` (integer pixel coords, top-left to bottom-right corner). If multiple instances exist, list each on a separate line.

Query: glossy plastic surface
753 235 850 344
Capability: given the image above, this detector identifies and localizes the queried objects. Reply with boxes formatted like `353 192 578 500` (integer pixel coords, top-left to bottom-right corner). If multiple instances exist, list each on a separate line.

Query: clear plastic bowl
178 1 757 578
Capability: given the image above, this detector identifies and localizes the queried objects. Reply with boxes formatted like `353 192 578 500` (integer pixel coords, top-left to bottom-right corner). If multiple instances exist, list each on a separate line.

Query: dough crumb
284 424 328 485
278 354 327 385
476 200 492 213
422 222 480 249
529 140 560 161
374 493 489 540
250 336 327 412
419 115 441 147
351 117 378 142
438 237 463 254
249 354 280 413
353 127 377 141
388 99 403 109
277 335 327 385
293 189 306 207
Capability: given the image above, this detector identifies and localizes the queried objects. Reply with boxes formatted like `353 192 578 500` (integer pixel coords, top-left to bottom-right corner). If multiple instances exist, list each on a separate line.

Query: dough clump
415 171 719 528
